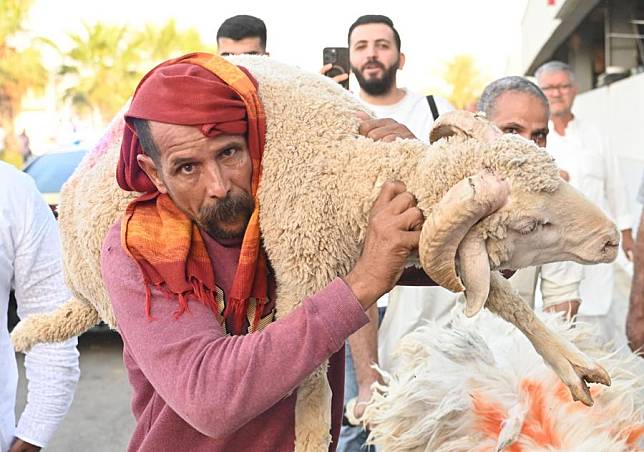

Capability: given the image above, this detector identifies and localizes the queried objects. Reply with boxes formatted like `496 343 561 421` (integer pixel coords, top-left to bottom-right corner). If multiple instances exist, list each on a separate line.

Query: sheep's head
420 111 620 316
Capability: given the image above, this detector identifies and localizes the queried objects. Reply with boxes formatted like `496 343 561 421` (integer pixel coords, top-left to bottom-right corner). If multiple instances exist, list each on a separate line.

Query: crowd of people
2 12 643 452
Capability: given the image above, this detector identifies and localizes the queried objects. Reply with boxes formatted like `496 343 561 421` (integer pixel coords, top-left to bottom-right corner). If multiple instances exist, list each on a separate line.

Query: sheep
10 54 621 451
362 308 644 452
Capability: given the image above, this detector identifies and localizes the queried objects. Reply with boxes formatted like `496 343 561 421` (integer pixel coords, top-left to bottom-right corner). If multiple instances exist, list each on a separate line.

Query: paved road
15 331 134 452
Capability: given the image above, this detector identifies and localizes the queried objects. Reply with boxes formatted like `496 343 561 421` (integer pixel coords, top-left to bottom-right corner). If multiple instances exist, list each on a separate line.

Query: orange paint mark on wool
472 392 523 452
519 380 562 448
624 424 644 446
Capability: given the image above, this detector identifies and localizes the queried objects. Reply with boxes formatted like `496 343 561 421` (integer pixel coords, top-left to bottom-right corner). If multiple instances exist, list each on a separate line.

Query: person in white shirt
535 61 634 345
477 75 584 318
1 162 79 452
331 15 454 452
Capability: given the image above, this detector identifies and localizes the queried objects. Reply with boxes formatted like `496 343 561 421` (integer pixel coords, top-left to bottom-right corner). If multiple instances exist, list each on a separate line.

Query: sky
26 0 529 96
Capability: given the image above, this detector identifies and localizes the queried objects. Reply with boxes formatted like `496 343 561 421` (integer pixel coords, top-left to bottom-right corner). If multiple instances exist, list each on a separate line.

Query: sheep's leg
485 272 610 406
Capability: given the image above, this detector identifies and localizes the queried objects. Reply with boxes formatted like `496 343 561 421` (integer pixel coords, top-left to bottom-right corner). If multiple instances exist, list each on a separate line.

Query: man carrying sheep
477 75 584 320
100 53 456 451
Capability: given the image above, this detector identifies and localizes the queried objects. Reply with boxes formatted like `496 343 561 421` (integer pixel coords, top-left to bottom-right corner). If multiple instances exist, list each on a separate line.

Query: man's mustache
200 192 254 224
361 60 386 73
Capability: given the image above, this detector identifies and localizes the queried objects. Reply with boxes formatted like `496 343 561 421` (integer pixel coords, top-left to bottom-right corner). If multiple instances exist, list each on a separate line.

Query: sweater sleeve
100 225 368 438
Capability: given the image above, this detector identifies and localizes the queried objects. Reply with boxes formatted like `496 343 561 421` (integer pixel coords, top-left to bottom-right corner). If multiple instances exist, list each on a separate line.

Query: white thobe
546 117 632 316
0 162 80 451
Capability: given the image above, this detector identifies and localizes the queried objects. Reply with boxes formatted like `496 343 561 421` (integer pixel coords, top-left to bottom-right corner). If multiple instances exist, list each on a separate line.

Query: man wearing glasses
535 61 633 346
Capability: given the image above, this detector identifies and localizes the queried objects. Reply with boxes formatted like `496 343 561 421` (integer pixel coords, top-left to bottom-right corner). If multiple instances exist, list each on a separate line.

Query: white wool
364 309 644 451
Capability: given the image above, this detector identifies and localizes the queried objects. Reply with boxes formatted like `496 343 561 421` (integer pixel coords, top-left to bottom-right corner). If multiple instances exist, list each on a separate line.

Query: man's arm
627 209 644 352
346 304 380 418
103 181 421 437
540 261 584 320
11 175 80 451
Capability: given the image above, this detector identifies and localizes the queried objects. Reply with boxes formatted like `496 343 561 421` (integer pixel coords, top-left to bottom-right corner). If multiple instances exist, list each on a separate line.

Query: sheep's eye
518 221 538 234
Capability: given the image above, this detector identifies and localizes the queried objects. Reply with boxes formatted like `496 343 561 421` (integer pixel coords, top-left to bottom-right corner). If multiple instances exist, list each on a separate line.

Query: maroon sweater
100 223 369 451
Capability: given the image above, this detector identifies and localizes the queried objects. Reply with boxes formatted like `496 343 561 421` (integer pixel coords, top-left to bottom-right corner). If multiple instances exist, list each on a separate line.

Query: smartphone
323 47 350 89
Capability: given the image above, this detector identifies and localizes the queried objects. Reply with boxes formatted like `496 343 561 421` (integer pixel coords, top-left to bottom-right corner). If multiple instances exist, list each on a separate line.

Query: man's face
536 70 576 117
217 37 266 56
349 23 404 96
138 122 254 241
489 91 549 147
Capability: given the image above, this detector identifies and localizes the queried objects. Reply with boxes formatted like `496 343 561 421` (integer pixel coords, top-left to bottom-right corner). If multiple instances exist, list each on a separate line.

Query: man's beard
352 58 399 96
197 192 254 241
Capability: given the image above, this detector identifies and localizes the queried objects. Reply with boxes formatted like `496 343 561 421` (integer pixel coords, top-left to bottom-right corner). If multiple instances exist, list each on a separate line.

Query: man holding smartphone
327 14 455 452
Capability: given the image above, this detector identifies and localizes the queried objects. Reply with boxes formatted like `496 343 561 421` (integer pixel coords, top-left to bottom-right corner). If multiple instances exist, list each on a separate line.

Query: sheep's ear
457 233 491 317
429 111 501 144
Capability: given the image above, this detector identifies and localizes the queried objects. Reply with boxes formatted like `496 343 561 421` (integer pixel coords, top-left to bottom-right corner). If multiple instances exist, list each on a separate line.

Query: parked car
22 147 88 217
7 146 88 332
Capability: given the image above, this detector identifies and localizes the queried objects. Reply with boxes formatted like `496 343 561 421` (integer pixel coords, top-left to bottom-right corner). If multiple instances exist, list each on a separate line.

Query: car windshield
23 150 87 193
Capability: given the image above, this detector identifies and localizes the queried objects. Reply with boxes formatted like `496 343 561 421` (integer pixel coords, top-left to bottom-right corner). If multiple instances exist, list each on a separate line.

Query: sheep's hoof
564 360 611 407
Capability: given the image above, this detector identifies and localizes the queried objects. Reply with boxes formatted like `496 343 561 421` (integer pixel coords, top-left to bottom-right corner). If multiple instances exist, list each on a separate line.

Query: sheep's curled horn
420 111 507 317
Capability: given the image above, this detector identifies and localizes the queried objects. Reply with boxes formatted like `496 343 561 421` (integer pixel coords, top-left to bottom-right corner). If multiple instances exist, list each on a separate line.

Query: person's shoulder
0 161 36 189
433 95 454 113
100 220 140 284
406 91 454 114
0 161 43 207
102 222 124 258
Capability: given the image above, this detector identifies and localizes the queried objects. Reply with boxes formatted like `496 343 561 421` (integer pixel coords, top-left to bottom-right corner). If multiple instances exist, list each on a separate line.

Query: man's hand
544 299 580 322
352 384 374 419
344 181 423 309
9 438 41 452
357 113 416 142
622 228 634 261
319 63 349 85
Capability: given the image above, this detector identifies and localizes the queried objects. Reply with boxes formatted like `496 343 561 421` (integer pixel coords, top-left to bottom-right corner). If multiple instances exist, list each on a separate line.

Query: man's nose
366 44 378 58
204 165 231 198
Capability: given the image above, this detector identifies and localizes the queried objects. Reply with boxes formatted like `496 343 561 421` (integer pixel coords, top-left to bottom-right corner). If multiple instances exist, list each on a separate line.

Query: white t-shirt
358 89 453 143
546 117 632 316
357 89 456 371
0 162 79 450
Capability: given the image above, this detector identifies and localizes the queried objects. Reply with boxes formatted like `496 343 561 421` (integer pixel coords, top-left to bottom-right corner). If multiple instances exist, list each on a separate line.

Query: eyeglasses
540 83 573 93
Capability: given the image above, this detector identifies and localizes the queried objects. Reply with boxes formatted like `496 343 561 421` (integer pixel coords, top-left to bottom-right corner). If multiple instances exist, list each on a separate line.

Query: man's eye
221 148 237 158
533 133 547 146
503 128 519 135
181 163 194 174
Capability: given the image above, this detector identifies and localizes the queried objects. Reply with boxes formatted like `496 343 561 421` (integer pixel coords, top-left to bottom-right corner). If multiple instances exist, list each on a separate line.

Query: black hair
348 15 401 51
216 15 267 51
130 118 161 166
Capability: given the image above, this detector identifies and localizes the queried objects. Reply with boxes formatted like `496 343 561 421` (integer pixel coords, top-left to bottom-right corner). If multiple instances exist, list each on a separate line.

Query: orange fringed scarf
116 53 268 334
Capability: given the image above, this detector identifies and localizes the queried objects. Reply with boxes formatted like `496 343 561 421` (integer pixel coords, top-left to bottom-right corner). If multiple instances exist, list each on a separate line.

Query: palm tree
0 0 48 166
59 23 141 125
60 20 211 126
442 54 487 110
133 19 209 64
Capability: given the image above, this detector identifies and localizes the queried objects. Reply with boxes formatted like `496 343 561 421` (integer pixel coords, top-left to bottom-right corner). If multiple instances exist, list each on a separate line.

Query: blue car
22 147 87 217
